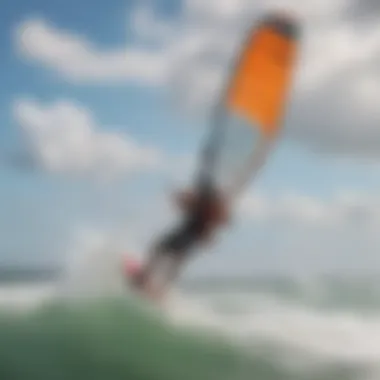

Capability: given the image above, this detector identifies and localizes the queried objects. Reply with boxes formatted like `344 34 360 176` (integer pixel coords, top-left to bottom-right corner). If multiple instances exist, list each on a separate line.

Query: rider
130 182 230 299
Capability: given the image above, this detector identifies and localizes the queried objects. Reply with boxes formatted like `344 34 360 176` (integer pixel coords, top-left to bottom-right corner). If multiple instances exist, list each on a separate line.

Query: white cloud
217 190 380 275
239 191 380 227
130 3 175 44
14 0 380 157
13 98 162 178
16 18 168 85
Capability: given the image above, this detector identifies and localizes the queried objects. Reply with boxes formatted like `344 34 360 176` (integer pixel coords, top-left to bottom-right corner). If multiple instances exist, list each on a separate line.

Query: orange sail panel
197 13 300 198
226 14 299 137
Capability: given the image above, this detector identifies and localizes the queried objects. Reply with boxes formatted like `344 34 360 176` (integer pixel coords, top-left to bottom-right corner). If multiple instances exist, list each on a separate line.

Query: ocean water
0 249 379 379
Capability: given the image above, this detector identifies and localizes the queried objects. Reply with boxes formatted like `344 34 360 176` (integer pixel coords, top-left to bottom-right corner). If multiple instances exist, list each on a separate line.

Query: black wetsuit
155 191 217 257
130 193 214 289
130 184 223 289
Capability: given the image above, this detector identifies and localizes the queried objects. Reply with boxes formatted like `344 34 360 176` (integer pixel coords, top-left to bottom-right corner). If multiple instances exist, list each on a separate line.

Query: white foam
167 291 380 368
0 283 53 311
56 228 130 300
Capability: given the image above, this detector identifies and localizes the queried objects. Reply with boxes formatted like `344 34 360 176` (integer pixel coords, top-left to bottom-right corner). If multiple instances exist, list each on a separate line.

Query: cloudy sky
1 0 380 276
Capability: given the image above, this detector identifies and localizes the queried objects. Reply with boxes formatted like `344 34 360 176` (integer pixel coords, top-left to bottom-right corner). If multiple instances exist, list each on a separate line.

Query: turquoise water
0 286 373 380
0 298 274 380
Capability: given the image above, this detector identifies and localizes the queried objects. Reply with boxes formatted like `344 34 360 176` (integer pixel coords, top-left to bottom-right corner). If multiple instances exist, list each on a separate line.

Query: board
123 255 144 294
123 255 164 303
123 256 142 279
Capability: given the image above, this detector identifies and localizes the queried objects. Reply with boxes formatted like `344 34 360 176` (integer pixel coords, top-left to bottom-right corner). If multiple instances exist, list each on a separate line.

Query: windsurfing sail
198 12 300 200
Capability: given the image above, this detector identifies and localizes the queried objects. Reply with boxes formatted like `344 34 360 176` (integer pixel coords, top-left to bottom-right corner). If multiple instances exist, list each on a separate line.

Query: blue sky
1 0 380 276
